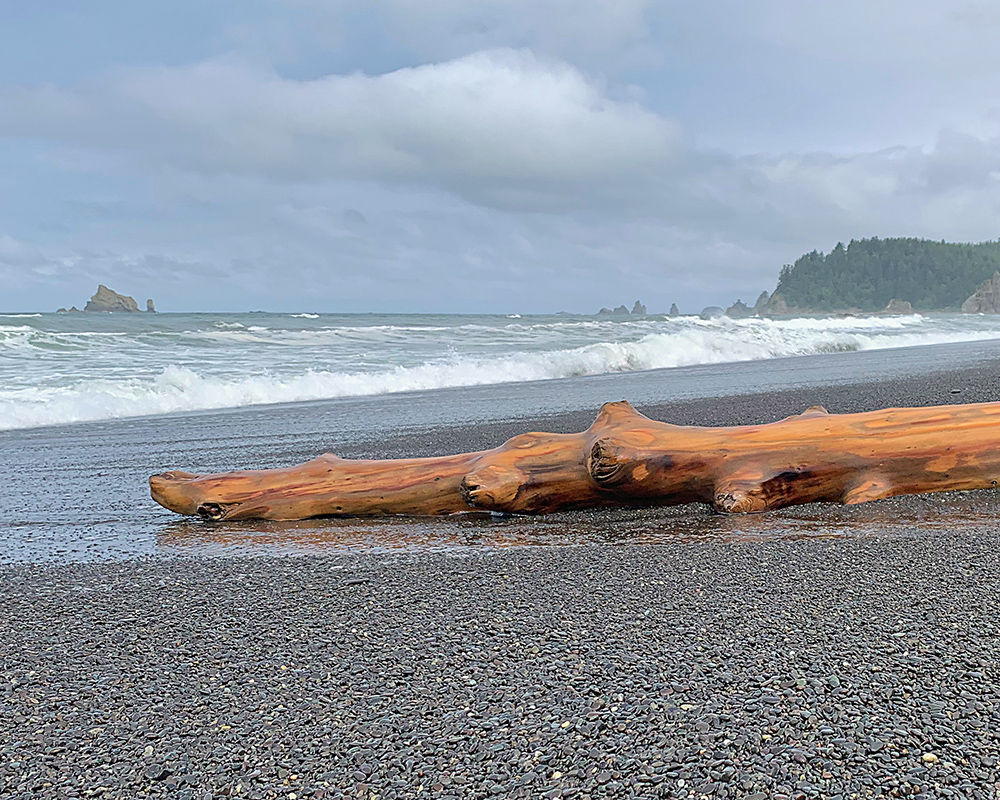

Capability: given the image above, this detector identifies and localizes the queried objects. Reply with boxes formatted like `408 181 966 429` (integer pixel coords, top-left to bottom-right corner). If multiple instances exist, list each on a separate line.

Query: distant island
763 237 1000 314
597 301 646 316
58 285 156 313
594 238 1000 320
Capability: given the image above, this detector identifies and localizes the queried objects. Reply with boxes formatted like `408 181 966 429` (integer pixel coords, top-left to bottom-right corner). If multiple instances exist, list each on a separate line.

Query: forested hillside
773 238 1000 311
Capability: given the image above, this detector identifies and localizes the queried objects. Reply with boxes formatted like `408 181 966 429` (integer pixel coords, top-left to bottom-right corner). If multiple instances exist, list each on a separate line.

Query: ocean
5 310 1000 431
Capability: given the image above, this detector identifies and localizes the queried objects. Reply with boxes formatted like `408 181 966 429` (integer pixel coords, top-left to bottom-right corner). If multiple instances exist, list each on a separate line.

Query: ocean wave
290 313 319 318
0 313 940 354
4 318 1000 430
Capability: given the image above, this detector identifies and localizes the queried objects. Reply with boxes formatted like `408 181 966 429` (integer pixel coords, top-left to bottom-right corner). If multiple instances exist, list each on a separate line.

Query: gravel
4 534 1000 798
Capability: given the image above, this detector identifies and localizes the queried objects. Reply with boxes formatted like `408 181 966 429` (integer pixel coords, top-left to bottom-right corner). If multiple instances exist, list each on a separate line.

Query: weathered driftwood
149 400 1000 521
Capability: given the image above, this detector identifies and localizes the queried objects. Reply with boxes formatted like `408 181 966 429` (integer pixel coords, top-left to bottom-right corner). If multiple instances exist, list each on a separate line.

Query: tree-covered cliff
773 238 1000 311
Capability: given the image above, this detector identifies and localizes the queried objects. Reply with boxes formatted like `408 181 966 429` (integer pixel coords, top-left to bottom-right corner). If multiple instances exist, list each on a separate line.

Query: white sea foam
290 313 320 318
4 313 1000 430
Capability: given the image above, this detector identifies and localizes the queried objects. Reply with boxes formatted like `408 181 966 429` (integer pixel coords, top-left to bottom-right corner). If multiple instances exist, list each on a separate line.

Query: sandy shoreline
5 346 1000 796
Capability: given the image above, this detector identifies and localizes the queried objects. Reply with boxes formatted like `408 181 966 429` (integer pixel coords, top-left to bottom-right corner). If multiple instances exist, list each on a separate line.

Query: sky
2 1 1000 313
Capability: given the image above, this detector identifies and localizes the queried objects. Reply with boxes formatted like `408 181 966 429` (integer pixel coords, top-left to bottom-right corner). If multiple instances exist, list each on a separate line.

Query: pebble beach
4 342 1000 798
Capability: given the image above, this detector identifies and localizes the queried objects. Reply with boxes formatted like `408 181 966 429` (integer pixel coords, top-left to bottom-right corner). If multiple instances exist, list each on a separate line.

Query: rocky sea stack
84 285 140 312
597 301 647 316
57 285 158 313
962 272 1000 313
884 298 914 314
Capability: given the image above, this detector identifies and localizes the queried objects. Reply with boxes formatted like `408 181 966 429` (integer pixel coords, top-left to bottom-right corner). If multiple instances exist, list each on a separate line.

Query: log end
149 471 204 516
588 438 630 487
713 487 768 514
150 471 247 520
460 465 525 512
712 472 773 513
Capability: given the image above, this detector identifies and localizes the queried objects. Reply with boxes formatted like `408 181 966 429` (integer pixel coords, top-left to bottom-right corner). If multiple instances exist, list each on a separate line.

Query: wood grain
149 400 1000 520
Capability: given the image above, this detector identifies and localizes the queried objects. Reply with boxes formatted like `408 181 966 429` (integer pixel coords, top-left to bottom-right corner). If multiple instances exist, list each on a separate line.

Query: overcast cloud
2 1 1000 312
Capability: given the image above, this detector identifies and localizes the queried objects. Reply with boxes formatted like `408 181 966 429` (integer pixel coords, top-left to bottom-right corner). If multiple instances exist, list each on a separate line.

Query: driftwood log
149 400 1000 521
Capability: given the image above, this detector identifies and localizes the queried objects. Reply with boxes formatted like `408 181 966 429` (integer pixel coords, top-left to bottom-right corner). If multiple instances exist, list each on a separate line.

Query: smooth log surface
149 402 641 520
588 402 1000 512
149 400 1000 521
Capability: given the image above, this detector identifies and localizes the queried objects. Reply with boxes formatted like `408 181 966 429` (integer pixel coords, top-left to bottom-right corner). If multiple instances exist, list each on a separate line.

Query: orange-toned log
149 401 645 520
588 401 1000 512
149 399 1000 521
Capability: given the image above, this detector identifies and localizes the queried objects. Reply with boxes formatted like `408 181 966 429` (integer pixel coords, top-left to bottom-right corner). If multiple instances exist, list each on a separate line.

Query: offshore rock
962 272 1000 313
669 303 680 317
884 298 913 314
753 291 770 314
726 299 753 318
598 303 642 316
761 293 791 316
146 299 156 313
84 285 140 313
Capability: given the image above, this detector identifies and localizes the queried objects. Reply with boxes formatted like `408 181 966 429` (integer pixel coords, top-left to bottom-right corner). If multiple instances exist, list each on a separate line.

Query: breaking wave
4 311 1000 430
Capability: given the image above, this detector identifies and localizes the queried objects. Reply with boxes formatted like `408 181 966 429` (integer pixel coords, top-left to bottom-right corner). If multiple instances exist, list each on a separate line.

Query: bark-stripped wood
148 402 641 521
149 400 1000 521
586 402 1000 512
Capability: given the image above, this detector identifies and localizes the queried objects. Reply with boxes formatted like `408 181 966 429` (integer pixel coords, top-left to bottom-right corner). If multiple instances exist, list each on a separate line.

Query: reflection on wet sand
156 490 1000 558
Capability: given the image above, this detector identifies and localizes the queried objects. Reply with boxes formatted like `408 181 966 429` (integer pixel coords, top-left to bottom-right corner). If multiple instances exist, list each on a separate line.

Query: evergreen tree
773 238 1000 311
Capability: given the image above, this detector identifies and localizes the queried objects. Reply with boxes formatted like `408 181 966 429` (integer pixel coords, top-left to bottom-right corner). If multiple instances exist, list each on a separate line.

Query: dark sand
5 348 1000 797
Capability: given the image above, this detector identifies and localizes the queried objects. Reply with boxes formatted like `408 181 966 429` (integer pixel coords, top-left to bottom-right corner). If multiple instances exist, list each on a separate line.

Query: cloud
280 0 658 69
7 109 1000 312
0 49 678 209
5 1 1000 313
0 235 50 268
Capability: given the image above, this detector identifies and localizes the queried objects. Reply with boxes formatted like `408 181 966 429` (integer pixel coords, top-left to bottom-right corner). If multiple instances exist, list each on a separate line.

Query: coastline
4 341 1000 795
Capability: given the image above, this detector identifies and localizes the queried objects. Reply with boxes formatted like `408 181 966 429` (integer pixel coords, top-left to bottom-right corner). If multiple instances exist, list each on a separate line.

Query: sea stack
146 299 156 313
84 285 140 313
725 299 753 318
752 291 770 314
962 272 1000 313
669 303 680 317
884 298 914 314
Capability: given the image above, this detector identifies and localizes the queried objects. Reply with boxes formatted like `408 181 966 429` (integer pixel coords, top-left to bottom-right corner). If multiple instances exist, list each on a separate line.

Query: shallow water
151 494 998 561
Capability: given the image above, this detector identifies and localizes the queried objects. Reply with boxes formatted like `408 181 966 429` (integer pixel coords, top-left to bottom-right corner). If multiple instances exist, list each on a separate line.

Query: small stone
921 753 939 763
144 764 170 781
143 746 154 758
